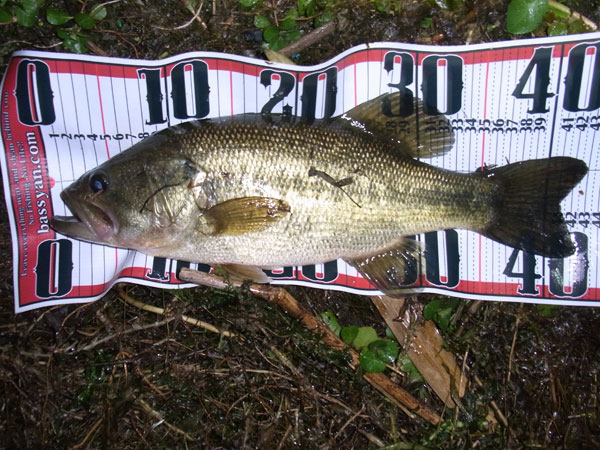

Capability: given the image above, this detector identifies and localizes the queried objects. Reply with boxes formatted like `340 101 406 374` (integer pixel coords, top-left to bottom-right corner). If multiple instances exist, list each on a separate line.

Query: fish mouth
50 191 117 244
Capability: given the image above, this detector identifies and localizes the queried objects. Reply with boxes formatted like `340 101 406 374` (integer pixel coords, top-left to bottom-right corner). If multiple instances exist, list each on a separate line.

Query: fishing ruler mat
2 33 599 311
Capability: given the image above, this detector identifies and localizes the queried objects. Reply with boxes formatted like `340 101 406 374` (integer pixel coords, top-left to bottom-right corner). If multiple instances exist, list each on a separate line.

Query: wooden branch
278 21 336 57
371 296 467 409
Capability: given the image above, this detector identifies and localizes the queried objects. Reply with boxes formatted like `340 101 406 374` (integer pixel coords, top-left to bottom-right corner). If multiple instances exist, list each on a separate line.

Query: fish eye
90 172 109 193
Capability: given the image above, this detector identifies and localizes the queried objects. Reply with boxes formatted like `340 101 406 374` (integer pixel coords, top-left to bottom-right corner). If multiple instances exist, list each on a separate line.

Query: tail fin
481 157 588 258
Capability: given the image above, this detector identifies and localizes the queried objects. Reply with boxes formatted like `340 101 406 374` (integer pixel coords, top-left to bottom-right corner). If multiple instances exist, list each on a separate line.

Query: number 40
513 43 600 114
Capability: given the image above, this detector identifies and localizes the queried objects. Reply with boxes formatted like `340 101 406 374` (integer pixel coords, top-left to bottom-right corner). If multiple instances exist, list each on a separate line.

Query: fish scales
169 118 496 266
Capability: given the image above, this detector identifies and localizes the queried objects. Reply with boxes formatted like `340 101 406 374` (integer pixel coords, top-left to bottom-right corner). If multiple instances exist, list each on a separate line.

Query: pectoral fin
344 92 455 159
202 197 291 236
346 238 422 296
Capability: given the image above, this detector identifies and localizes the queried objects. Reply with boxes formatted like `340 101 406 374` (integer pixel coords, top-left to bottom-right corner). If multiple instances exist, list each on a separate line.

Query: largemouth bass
50 92 588 295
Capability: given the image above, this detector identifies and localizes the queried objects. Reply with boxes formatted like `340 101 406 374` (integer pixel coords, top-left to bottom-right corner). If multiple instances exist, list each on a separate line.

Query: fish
50 92 588 295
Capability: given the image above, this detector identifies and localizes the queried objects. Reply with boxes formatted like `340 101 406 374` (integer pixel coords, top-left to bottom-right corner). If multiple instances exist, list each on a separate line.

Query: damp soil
1 1 600 448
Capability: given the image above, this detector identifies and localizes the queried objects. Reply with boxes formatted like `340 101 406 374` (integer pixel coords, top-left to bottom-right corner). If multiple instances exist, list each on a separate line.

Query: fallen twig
73 316 176 353
68 418 103 450
26 305 63 334
178 268 441 425
453 300 481 339
278 20 336 57
137 367 169 400
156 0 207 30
117 287 235 337
507 311 521 383
178 0 207 30
473 374 508 428
334 405 365 440
137 398 195 441
86 41 108 57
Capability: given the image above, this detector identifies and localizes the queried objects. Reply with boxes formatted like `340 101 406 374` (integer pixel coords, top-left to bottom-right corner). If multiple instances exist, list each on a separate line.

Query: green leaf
567 19 587 34
75 12 96 30
59 29 89 53
0 7 12 23
90 6 107 20
284 8 298 20
547 21 567 36
318 311 341 336
47 8 72 25
270 36 288 51
359 347 387 373
423 298 459 331
183 0 199 11
368 339 399 364
506 0 549 34
314 10 332 27
56 28 70 39
14 0 44 26
279 17 296 31
20 0 43 13
420 17 433 28
64 36 88 53
297 0 315 16
254 14 270 28
286 28 300 41
239 0 259 7
340 326 359 345
373 0 390 13
385 326 396 340
400 355 424 382
353 326 378 350
15 10 35 27
263 25 279 43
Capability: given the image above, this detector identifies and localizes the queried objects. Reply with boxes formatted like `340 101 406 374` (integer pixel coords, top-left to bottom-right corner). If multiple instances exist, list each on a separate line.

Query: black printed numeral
503 248 541 295
424 230 460 288
512 47 555 114
35 239 73 298
564 43 600 112
15 59 56 125
260 70 296 115
170 60 210 119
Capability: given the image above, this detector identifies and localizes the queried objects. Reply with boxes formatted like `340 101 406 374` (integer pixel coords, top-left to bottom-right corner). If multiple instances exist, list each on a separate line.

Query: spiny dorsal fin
343 92 455 159
201 196 291 236
346 237 423 296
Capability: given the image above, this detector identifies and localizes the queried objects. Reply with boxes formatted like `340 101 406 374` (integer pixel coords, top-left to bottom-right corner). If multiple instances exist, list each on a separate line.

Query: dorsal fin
343 92 455 159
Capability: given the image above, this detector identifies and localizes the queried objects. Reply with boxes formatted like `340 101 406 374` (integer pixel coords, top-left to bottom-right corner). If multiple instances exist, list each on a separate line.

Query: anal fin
347 238 422 296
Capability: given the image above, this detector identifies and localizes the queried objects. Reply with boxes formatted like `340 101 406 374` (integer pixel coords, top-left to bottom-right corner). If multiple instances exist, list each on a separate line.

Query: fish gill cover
0 33 599 312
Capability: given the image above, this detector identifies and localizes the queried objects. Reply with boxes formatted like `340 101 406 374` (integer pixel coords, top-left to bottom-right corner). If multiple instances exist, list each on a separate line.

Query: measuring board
1 33 599 312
